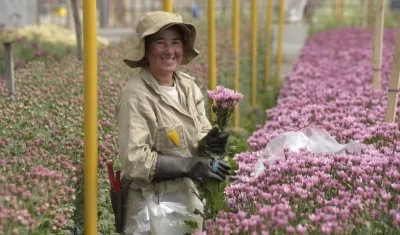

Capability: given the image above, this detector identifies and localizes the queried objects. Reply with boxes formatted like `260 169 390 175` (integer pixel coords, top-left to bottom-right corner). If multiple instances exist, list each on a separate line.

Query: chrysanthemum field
198 28 400 235
1 25 400 234
0 24 236 234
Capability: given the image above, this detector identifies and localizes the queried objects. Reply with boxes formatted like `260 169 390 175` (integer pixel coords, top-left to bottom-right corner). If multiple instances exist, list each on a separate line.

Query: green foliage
184 23 281 228
308 2 399 36
0 9 281 233
0 24 109 75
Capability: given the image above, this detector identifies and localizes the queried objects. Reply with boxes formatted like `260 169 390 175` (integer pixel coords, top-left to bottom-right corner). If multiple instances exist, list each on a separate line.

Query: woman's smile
146 26 184 79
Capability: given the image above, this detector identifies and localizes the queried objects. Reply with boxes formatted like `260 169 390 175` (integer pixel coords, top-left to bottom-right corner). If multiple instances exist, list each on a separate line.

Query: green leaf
193 208 204 217
184 220 199 229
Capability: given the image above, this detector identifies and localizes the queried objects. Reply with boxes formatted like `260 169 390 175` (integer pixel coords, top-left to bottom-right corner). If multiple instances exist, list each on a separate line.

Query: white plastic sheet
125 192 194 235
253 127 363 177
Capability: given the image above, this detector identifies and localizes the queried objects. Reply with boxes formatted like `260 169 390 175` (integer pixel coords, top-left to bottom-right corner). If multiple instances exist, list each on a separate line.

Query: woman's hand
198 127 229 155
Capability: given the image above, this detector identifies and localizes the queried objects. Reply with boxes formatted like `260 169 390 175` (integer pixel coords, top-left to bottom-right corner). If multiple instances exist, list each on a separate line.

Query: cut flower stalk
188 86 243 229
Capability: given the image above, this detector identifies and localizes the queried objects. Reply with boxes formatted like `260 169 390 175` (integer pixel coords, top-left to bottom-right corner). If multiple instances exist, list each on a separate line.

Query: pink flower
207 85 244 103
206 86 243 132
203 27 400 235
31 42 39 49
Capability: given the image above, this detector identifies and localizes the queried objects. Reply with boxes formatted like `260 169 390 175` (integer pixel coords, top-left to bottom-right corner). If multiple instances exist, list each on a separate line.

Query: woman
115 11 231 234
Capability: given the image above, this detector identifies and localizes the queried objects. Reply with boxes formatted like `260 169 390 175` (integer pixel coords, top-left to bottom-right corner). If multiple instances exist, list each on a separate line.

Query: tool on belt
106 161 131 233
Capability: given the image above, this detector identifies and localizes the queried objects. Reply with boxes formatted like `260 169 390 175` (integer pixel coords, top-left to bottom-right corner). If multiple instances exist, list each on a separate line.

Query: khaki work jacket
115 67 212 233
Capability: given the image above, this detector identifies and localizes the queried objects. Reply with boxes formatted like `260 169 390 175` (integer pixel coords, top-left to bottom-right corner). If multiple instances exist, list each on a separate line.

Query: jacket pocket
155 124 188 152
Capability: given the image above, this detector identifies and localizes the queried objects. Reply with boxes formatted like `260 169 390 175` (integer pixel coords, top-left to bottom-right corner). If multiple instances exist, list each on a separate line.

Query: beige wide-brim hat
123 11 200 68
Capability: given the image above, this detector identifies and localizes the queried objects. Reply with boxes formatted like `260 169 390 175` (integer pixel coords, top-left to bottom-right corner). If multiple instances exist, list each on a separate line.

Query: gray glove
198 127 230 156
153 155 231 182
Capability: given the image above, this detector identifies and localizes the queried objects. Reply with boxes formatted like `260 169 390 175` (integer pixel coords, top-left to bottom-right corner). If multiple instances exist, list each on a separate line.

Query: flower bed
0 21 239 233
0 24 109 75
198 27 400 234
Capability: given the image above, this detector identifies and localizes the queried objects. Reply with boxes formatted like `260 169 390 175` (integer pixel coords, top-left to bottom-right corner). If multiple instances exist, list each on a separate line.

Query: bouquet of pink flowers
207 86 244 133
188 86 243 229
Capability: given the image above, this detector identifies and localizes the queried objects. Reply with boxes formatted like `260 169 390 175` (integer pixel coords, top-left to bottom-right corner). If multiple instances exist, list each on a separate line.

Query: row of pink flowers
197 27 400 234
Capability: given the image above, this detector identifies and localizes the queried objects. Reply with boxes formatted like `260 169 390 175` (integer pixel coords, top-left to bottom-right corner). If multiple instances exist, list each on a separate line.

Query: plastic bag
148 199 194 235
126 192 194 235
253 127 363 177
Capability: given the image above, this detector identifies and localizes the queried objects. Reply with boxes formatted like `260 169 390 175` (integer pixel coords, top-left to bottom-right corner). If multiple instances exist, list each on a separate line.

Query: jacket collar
139 66 192 94
139 67 193 118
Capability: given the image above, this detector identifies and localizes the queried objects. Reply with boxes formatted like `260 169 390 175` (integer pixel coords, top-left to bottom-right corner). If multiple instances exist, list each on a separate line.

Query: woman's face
145 26 184 75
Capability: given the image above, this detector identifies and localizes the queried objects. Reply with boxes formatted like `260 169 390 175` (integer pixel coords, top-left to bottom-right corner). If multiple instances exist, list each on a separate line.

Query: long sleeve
116 97 158 183
194 85 212 141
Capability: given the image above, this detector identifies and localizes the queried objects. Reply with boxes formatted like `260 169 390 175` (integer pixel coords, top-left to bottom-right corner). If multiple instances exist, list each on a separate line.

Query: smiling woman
114 11 232 235
145 26 184 86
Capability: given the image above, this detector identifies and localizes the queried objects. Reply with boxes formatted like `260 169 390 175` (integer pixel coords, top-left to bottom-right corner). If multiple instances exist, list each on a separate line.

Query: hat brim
123 22 199 69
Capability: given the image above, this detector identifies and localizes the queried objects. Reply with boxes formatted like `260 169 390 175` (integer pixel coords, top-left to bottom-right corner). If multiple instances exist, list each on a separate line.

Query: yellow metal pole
83 0 98 234
337 0 343 22
331 0 338 22
208 0 216 116
250 0 258 108
265 0 273 89
276 0 285 88
367 0 375 28
362 0 369 28
372 0 385 89
340 0 345 22
384 13 400 122
163 0 173 12
233 0 240 127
